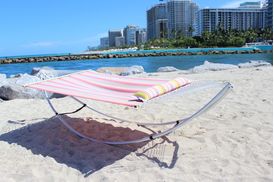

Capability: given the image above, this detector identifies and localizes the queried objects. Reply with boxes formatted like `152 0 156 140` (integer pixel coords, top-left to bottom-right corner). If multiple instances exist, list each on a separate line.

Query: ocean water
105 45 273 55
0 53 272 77
0 46 272 59
0 53 71 60
249 45 273 51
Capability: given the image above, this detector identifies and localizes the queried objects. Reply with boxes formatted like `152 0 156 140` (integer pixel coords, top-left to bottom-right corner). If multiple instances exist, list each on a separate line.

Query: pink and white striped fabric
26 70 191 107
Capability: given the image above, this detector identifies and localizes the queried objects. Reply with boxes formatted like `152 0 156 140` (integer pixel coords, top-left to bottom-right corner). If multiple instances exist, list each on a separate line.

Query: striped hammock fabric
26 70 191 107
134 77 190 101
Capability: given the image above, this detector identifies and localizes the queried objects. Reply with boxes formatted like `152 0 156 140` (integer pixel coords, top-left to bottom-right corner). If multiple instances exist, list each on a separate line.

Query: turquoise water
249 45 273 51
0 53 71 60
105 45 273 55
0 53 272 77
0 46 272 59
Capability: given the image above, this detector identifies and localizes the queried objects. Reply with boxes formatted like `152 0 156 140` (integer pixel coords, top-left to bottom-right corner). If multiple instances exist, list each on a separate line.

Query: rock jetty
0 49 269 64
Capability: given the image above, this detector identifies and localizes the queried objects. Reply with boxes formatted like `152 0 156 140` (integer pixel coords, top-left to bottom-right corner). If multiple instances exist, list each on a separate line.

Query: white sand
0 66 272 181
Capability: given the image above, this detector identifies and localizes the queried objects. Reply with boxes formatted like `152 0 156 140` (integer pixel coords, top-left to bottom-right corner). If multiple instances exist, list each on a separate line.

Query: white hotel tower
196 2 267 36
167 0 199 38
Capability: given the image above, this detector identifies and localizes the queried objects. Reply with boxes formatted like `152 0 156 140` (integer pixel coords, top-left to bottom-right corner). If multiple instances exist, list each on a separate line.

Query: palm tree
171 29 178 39
188 26 195 37
177 30 183 39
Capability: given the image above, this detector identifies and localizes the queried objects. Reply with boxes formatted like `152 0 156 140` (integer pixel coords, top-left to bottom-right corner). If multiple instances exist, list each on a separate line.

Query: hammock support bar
44 82 232 145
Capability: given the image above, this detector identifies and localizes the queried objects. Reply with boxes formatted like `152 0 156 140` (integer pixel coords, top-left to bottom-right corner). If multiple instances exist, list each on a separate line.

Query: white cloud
221 0 263 8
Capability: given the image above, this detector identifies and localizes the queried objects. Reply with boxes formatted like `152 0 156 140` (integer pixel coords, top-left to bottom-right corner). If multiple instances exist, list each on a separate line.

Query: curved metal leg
70 81 232 126
44 82 232 145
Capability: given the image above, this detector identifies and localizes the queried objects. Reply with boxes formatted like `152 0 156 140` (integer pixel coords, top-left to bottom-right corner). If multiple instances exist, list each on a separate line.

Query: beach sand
0 66 272 181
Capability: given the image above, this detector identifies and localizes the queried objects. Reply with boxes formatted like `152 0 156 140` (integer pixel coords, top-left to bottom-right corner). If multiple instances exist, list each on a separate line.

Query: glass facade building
147 3 168 40
167 0 199 38
267 0 273 28
100 37 109 48
108 30 122 47
123 25 139 46
136 28 147 45
115 36 125 47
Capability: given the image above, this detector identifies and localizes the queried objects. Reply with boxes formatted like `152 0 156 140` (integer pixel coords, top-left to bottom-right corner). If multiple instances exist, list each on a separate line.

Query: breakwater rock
96 65 145 76
0 74 6 81
0 67 76 100
157 66 178 72
188 60 272 73
238 60 272 68
0 74 44 100
0 49 269 64
191 61 239 73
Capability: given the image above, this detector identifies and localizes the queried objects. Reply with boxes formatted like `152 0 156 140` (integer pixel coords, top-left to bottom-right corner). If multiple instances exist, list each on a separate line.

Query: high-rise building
267 0 273 28
136 28 147 45
239 1 261 8
155 19 168 38
147 3 168 40
123 25 139 45
167 0 199 38
108 30 122 47
115 36 125 47
197 5 267 35
100 37 109 48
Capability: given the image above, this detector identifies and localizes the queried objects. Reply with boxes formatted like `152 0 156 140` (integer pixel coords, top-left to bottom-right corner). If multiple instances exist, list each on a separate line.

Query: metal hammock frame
44 81 233 145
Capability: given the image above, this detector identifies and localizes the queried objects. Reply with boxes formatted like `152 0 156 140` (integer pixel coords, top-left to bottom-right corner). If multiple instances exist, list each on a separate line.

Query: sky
0 0 264 56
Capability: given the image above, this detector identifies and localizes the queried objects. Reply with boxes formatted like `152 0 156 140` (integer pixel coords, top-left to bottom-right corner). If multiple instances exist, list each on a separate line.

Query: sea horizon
0 45 272 59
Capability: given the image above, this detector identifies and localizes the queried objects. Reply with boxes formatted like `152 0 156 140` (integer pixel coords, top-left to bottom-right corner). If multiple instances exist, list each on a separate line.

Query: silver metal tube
43 82 232 145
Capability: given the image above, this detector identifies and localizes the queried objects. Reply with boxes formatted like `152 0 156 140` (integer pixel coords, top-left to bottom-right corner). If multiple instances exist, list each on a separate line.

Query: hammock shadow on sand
0 116 179 176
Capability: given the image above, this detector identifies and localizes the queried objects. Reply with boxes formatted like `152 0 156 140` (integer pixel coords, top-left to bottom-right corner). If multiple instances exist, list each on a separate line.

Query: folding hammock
25 70 232 145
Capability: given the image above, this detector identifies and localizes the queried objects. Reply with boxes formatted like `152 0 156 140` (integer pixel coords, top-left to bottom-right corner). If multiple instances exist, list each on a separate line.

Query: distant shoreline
0 48 272 65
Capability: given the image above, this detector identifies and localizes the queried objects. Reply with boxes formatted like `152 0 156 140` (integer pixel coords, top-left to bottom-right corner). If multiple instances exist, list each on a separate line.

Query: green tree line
144 28 273 49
